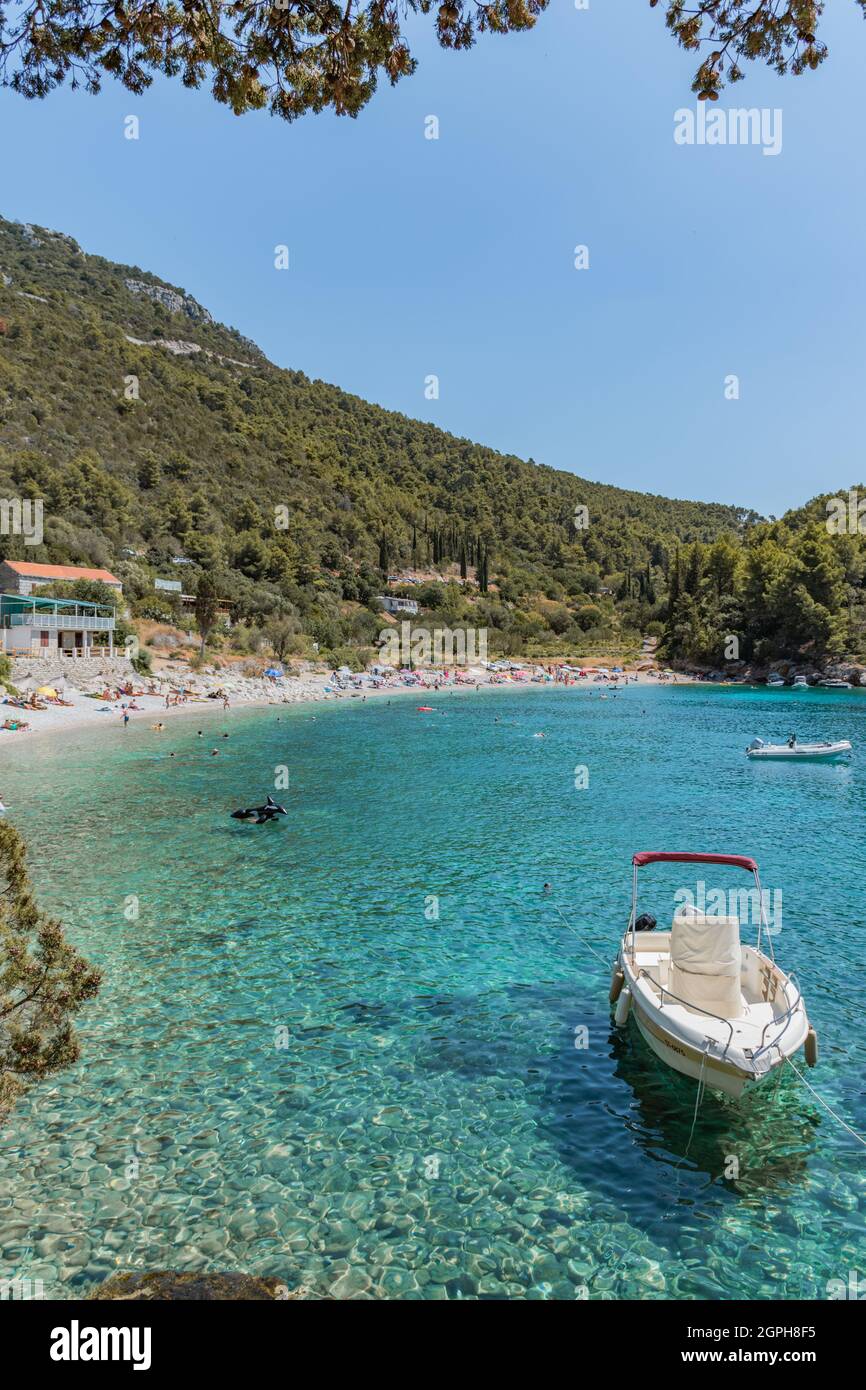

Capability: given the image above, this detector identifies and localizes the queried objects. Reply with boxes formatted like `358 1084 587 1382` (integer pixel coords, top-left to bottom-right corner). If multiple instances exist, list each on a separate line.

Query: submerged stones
88 1271 311 1300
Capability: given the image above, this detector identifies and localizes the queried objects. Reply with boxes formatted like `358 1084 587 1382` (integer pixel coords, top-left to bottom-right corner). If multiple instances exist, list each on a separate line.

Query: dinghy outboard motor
634 913 657 932
747 738 765 752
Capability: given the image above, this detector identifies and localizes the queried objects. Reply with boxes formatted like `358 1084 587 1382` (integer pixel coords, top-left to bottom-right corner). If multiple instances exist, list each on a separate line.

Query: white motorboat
766 675 786 688
791 675 810 689
610 851 816 1098
746 737 852 761
819 679 852 689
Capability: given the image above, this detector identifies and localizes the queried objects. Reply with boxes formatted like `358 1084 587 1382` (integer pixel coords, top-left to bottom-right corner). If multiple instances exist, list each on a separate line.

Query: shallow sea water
0 683 863 1299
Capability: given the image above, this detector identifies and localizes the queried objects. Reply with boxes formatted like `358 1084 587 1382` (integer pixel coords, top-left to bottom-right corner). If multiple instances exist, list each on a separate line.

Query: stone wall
10 654 132 687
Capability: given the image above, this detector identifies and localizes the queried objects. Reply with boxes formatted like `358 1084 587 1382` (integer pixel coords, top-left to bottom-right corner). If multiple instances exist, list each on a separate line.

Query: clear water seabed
0 684 863 1300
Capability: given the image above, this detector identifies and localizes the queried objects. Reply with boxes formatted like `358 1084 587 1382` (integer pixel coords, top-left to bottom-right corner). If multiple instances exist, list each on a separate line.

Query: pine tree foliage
1 216 864 665
0 821 102 1117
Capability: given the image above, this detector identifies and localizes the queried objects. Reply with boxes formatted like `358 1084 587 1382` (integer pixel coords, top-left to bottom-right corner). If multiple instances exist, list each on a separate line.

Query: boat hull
615 939 810 1099
629 993 752 1098
747 741 851 761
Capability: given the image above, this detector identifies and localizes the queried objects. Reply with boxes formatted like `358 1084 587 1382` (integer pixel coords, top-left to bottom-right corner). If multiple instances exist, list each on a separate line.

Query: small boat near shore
746 737 852 761
610 851 815 1098
818 679 852 689
766 675 786 688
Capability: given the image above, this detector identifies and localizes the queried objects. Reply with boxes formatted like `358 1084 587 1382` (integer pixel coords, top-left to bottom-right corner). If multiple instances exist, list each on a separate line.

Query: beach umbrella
36 685 58 697
264 667 283 678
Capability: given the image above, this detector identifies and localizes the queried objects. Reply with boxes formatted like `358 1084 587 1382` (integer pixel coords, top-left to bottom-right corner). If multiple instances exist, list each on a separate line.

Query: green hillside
0 214 861 670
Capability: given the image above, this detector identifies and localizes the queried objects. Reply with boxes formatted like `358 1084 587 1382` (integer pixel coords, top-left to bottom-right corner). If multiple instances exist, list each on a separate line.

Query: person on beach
223 696 229 710
122 710 130 727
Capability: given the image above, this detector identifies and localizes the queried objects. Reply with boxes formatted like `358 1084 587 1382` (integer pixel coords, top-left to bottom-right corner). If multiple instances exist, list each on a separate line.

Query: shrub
132 648 153 675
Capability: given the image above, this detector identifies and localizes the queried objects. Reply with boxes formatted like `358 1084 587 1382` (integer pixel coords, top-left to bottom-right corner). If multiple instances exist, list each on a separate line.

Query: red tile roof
2 560 121 584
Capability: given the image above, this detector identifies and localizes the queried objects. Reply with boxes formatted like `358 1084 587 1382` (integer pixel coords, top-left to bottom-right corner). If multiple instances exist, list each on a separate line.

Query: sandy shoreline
0 675 337 744
0 667 702 748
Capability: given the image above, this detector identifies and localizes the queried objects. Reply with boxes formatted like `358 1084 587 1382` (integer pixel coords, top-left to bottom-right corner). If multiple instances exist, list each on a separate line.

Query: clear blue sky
1 3 864 516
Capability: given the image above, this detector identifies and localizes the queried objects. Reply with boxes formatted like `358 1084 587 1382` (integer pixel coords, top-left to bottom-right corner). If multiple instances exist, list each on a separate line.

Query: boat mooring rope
549 900 610 965
785 1057 866 1149
675 1043 709 1169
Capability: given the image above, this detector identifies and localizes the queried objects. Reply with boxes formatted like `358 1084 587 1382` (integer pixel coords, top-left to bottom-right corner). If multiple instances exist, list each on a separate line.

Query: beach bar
0 593 117 658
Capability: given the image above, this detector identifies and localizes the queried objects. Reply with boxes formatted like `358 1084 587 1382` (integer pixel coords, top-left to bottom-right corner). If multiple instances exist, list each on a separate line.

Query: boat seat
670 910 742 1019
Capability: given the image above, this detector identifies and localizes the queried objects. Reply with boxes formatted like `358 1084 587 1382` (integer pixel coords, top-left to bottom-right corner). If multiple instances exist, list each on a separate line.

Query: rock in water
87 1271 309 1300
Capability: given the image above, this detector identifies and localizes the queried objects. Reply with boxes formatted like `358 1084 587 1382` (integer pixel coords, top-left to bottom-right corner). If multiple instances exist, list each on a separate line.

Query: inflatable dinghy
746 738 852 761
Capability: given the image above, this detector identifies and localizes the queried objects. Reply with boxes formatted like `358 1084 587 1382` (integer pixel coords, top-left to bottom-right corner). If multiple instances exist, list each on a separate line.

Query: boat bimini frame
627 851 773 961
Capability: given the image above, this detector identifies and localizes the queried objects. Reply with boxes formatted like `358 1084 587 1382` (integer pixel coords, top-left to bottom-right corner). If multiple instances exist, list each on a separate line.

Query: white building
378 595 419 616
0 560 123 596
0 593 119 658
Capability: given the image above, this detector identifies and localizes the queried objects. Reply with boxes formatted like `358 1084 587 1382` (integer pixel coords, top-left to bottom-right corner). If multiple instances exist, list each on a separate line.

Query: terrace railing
6 612 115 631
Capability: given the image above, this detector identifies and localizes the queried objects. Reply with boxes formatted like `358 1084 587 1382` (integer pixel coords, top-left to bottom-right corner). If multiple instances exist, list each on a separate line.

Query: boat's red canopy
632 851 758 873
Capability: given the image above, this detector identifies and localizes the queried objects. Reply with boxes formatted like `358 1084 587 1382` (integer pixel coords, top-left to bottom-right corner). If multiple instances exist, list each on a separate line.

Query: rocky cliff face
124 278 214 324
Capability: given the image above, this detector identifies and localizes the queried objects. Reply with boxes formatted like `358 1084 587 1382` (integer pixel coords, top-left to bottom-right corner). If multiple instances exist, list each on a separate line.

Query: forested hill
0 214 861 670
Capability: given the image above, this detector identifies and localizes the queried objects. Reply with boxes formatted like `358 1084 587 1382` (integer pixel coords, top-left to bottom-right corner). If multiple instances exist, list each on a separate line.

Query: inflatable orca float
231 795 288 825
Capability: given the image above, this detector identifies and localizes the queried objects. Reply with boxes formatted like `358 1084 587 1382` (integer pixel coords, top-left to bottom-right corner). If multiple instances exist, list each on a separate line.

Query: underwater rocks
87 1271 315 1300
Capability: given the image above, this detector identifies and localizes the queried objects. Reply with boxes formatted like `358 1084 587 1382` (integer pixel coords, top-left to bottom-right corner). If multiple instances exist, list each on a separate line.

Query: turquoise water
0 684 863 1299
